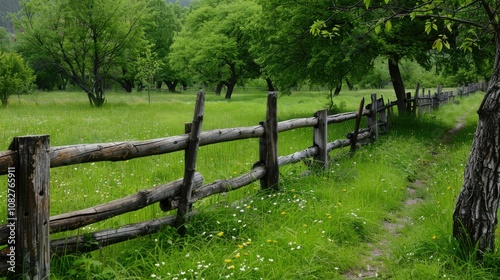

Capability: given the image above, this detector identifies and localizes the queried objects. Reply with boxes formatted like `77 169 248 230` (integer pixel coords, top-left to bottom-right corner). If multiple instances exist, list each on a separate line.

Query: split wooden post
406 92 412 112
350 97 365 153
377 97 387 133
369 93 379 140
175 91 204 235
313 109 328 169
413 83 420 115
259 91 279 190
7 135 50 280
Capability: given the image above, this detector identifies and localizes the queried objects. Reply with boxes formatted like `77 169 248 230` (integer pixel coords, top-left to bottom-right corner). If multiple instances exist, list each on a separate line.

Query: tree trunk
225 81 236 99
333 84 342 96
388 56 407 113
215 82 224 95
345 78 354 91
224 64 239 99
1 98 8 107
121 79 134 93
452 32 500 260
165 80 178 92
266 77 275 92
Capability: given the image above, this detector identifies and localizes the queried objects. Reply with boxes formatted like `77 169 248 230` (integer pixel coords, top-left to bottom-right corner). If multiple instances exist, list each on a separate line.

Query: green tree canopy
14 0 151 106
145 0 185 92
314 0 500 259
0 27 11 51
0 51 35 106
256 0 377 98
169 0 261 99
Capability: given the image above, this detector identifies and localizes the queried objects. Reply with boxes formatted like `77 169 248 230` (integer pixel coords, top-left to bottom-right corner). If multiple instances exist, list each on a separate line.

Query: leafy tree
255 0 376 100
14 0 150 106
0 27 11 51
315 0 500 259
145 0 185 92
169 0 261 99
310 0 444 113
136 49 163 103
0 51 35 106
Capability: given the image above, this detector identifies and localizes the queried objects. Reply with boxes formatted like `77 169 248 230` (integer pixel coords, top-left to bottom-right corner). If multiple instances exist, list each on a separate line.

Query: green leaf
374 25 382 34
432 39 443 52
385 20 392 32
444 40 451 49
310 20 326 36
425 21 432 34
321 30 333 39
364 0 371 9
446 23 452 32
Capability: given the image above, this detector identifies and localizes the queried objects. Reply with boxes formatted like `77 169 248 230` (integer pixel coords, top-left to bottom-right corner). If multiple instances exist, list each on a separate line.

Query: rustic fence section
412 82 483 115
0 85 471 278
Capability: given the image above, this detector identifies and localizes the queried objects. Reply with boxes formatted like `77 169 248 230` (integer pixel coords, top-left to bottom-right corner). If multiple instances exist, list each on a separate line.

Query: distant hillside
166 0 192 7
0 0 19 32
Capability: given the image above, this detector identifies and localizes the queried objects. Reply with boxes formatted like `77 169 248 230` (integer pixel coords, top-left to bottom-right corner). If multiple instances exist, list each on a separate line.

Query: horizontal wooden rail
0 174 203 245
0 111 371 175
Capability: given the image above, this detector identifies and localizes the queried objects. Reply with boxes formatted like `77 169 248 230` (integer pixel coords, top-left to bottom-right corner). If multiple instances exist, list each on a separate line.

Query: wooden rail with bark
0 92 390 279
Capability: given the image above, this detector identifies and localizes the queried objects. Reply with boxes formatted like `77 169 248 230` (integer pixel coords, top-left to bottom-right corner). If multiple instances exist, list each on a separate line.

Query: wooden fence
0 84 473 278
409 82 483 116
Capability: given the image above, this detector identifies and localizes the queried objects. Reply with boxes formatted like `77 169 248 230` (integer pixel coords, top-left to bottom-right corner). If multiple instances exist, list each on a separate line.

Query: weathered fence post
405 92 412 112
259 91 279 190
350 97 365 153
377 97 387 133
413 83 420 115
7 135 50 280
175 91 204 235
313 109 328 169
368 93 379 140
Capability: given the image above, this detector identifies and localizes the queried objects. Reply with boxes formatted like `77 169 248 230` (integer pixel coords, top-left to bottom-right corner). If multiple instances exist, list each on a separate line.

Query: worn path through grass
343 100 480 279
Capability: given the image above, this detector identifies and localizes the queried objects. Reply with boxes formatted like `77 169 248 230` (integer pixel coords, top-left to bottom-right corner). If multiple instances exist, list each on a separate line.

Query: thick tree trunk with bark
388 57 408 113
452 31 500 259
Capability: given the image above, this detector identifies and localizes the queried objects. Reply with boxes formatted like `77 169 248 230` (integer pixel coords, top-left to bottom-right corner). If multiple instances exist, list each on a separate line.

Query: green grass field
0 88 495 279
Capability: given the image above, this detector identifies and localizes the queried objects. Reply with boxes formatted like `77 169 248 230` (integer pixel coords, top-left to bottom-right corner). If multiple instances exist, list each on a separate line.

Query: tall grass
0 88 492 279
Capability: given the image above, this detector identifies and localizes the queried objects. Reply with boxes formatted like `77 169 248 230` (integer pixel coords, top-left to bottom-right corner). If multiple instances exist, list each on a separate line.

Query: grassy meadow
0 87 496 279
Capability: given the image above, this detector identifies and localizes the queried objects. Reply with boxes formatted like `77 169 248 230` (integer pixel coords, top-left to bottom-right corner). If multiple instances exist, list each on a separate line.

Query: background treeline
0 0 493 108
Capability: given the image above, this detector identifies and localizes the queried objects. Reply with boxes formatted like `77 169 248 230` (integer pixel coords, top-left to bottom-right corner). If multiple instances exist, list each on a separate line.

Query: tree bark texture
388 57 407 113
452 28 500 259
